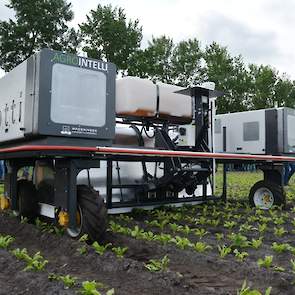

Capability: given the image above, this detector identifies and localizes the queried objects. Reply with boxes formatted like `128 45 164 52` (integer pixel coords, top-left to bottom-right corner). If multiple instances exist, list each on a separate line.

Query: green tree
170 38 204 86
248 64 278 110
0 0 79 72
129 35 174 83
80 4 142 71
204 42 251 113
273 74 295 108
128 36 204 86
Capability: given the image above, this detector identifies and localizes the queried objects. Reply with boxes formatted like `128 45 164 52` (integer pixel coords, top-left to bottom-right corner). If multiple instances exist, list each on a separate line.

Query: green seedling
79 280 114 295
224 221 236 229
218 245 232 258
207 219 220 227
237 280 272 295
271 242 291 253
12 248 29 260
194 228 208 239
257 255 273 269
268 210 277 219
171 236 192 249
130 226 144 239
260 216 272 224
48 273 77 288
77 245 87 255
196 216 207 225
255 209 264 216
78 234 89 243
228 233 249 248
118 214 133 222
257 223 267 233
233 214 242 220
290 259 295 273
24 251 48 271
247 215 260 223
92 242 112 255
144 255 169 272
193 242 212 253
182 225 192 235
145 219 168 230
239 223 253 232
112 246 128 258
153 233 172 245
0 234 14 249
273 217 285 225
20 216 28 224
273 266 285 272
233 249 248 262
274 227 287 237
141 231 155 241
171 212 182 222
169 223 183 233
215 233 224 241
35 218 64 236
250 237 263 249
12 248 48 271
109 221 124 233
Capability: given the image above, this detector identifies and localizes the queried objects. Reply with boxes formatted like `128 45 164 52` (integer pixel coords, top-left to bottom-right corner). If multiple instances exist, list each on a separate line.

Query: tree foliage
0 0 79 72
128 36 204 86
1 1 295 111
80 4 142 71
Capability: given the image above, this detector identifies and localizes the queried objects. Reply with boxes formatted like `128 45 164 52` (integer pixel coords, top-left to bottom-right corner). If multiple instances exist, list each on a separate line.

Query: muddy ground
1 197 295 294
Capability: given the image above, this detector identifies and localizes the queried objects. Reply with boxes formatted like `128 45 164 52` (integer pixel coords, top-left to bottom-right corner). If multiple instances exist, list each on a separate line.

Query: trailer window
287 115 295 148
214 119 221 134
50 64 106 127
243 121 259 141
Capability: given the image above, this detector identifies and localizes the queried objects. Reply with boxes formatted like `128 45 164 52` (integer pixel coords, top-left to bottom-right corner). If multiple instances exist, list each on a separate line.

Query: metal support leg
68 161 78 230
106 160 113 209
4 160 18 210
261 163 284 187
221 126 227 202
222 164 227 201
55 159 78 231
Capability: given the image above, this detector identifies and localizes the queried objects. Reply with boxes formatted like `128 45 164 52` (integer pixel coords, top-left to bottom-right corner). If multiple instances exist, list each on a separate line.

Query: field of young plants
1 171 295 294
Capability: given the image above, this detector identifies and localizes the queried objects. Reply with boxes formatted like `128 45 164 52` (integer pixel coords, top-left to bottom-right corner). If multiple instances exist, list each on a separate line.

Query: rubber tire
67 185 107 242
249 180 286 209
17 180 38 220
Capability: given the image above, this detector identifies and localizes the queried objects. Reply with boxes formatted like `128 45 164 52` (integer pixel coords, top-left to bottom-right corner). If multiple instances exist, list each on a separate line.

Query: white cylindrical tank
116 76 192 123
116 76 157 117
157 82 192 123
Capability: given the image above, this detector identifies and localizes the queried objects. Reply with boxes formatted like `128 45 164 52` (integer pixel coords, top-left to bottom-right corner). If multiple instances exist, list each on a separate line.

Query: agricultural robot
0 49 294 241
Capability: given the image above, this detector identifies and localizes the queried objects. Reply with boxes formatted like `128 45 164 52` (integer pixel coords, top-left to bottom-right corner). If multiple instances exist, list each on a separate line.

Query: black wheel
249 180 286 209
66 185 107 242
17 180 39 219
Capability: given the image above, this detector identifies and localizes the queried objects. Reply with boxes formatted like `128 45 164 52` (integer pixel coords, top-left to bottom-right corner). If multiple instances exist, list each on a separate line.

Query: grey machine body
0 48 116 147
215 107 295 155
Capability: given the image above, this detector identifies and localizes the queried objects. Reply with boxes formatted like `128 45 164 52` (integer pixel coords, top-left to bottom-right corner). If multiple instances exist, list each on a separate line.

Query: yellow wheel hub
0 196 10 211
58 210 81 228
58 211 69 227
263 194 271 203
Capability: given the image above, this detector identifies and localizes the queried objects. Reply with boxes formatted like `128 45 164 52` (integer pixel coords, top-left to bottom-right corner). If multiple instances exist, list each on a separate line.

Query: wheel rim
253 187 274 209
66 205 83 238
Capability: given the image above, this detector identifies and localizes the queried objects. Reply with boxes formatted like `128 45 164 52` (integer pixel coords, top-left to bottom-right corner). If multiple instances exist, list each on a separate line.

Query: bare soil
1 198 295 294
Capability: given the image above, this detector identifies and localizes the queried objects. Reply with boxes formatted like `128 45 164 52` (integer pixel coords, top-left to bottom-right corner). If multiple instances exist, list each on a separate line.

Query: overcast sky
0 0 294 78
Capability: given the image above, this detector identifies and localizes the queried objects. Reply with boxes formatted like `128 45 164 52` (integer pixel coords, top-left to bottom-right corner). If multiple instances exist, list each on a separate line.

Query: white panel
0 60 27 142
51 64 106 127
215 109 266 154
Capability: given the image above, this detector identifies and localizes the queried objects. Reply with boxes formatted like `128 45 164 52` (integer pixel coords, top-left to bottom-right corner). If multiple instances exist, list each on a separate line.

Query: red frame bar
0 145 295 162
